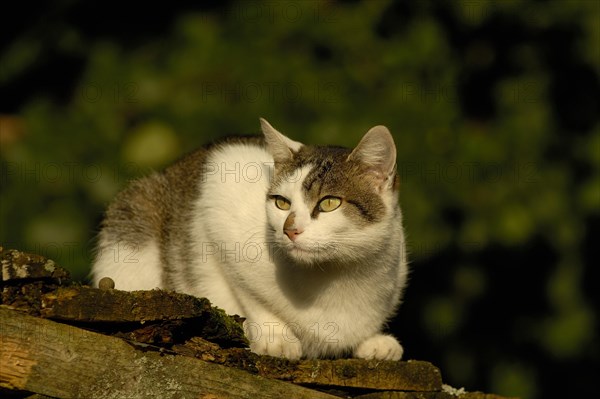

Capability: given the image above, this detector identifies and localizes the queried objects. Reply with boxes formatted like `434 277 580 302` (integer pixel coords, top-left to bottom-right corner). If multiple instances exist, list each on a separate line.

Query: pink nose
284 228 303 241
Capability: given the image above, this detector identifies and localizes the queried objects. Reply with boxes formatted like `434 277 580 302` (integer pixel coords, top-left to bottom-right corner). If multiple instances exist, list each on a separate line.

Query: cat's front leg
354 334 403 361
245 319 303 360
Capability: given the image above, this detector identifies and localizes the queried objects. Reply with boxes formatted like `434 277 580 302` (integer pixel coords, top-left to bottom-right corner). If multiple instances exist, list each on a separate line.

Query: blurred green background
1 1 598 398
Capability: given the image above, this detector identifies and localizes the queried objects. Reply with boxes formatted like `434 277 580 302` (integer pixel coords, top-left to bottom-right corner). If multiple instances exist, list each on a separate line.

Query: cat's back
91 135 270 289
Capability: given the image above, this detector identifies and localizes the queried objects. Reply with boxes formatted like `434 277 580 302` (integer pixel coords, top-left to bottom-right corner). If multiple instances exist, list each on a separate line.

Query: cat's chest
286 276 386 345
275 267 389 322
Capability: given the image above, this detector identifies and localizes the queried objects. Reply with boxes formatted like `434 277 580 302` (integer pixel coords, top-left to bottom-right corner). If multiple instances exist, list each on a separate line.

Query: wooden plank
291 359 442 391
41 286 213 322
175 336 443 391
355 391 518 399
39 286 248 347
1 247 69 283
0 307 338 399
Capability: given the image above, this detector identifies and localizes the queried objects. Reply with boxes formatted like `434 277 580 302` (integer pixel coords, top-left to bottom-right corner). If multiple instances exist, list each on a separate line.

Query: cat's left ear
260 118 303 164
348 125 397 191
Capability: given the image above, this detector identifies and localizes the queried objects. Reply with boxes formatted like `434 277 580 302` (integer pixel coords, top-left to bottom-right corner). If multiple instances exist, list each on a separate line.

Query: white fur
92 241 162 290
185 144 406 359
355 334 404 361
92 123 407 361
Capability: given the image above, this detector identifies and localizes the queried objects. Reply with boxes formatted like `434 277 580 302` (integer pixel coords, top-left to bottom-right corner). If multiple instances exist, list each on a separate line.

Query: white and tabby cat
92 118 408 360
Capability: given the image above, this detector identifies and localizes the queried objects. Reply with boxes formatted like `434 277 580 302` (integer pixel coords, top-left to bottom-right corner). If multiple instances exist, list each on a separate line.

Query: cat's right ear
260 118 303 163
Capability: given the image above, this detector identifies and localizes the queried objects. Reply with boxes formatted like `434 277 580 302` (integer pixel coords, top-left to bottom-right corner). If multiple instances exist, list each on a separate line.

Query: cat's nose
284 228 303 241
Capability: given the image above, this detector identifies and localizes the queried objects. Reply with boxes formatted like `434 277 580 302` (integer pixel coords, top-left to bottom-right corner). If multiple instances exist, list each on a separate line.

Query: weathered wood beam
0 307 338 399
41 286 212 323
292 358 441 391
354 391 518 399
174 336 443 392
1 247 69 283
39 286 249 347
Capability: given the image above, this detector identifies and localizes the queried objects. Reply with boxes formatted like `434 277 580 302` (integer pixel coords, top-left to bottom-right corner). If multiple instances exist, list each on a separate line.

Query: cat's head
261 118 402 266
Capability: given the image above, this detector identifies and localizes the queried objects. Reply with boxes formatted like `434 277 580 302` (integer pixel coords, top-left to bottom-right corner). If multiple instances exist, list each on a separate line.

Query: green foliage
1 1 598 398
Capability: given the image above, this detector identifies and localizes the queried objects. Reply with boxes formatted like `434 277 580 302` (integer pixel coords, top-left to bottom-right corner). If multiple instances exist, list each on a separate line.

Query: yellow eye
318 196 342 212
274 196 291 210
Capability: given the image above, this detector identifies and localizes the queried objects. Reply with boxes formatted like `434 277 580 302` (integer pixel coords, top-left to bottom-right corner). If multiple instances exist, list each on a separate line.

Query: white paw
354 334 403 361
250 334 303 360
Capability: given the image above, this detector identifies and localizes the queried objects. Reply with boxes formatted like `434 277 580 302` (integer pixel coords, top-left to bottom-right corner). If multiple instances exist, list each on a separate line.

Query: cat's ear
348 125 397 191
260 118 303 163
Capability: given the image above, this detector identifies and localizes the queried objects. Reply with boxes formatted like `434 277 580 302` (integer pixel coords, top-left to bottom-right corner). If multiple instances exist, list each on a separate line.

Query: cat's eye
318 196 342 212
273 196 291 210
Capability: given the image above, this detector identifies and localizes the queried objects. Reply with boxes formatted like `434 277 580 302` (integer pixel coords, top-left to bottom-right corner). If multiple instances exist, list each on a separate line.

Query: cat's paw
250 334 303 360
354 334 403 361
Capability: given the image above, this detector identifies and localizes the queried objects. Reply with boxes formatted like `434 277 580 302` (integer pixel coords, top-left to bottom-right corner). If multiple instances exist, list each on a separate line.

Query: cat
91 118 408 360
